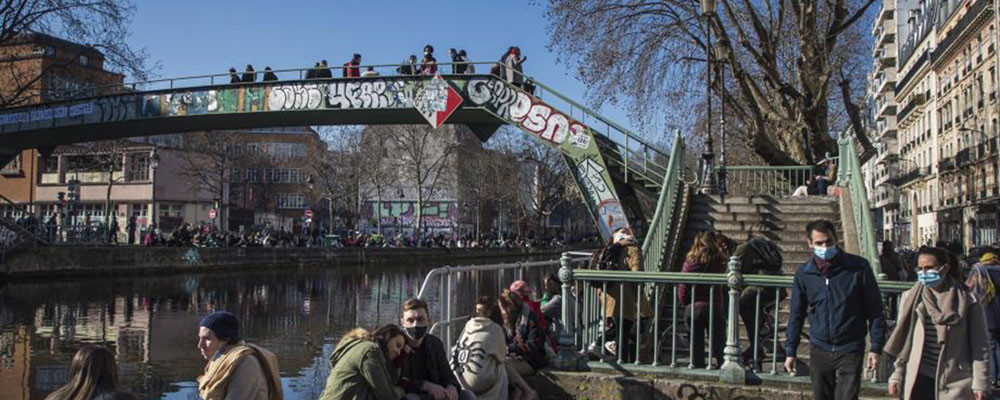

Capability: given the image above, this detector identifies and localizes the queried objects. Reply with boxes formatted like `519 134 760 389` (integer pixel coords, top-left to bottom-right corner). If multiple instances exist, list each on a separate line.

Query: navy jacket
786 251 886 357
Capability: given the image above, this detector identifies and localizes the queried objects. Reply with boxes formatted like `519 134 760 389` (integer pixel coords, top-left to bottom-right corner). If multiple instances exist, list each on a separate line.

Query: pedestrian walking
319 60 333 79
229 67 241 84
785 219 886 400
196 311 282 400
420 46 437 76
262 67 278 82
241 64 256 83
458 50 474 73
885 246 990 400
126 216 136 245
344 54 361 78
968 252 1000 389
503 47 527 87
591 227 652 362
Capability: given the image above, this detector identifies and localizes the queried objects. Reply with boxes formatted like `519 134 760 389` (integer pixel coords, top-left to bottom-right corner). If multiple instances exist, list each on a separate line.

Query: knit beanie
200 311 239 343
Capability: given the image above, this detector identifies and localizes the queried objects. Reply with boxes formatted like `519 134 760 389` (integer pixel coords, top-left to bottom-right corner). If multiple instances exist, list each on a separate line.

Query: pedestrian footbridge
0 62 691 270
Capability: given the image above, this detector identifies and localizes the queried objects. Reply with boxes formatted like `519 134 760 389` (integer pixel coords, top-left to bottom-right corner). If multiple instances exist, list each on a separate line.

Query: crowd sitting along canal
38 219 1000 400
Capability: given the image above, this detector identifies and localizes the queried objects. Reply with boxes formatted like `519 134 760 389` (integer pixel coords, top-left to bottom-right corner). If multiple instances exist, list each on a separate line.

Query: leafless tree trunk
179 131 247 230
387 125 457 242
545 0 876 165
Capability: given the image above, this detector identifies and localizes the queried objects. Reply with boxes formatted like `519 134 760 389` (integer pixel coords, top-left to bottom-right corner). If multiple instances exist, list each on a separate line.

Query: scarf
197 343 283 400
813 255 833 277
966 263 996 303
885 278 969 357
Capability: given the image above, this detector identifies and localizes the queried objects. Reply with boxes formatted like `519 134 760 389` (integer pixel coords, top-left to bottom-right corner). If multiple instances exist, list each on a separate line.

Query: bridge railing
556 250 912 386
714 166 815 197
837 132 883 277
30 60 670 191
641 133 687 272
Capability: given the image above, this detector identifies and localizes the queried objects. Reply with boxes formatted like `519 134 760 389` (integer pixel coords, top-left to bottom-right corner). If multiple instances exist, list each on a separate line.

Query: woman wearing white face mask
885 246 990 400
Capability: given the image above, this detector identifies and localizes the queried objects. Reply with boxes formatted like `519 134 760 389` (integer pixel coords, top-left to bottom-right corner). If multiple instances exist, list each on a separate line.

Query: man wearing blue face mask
785 220 886 400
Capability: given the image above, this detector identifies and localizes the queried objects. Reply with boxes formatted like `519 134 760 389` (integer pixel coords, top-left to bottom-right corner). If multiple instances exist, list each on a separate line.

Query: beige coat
602 245 653 321
888 286 990 400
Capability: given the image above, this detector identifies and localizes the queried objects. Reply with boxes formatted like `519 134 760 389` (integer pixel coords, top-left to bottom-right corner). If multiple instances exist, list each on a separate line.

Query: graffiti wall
464 77 628 238
362 200 457 228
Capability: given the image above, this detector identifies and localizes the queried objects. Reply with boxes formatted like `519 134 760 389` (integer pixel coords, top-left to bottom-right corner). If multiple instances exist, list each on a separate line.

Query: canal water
0 255 561 400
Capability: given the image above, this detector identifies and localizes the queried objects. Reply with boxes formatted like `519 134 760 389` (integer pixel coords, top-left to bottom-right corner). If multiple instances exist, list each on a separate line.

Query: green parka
319 330 401 400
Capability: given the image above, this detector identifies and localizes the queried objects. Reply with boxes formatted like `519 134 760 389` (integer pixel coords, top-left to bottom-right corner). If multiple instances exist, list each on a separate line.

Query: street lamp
698 0 718 195
149 147 159 228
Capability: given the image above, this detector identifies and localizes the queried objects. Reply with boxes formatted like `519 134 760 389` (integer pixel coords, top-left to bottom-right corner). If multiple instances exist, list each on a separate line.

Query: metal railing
640 133 687 272
715 166 815 197
559 250 913 385
11 60 670 192
837 132 883 277
415 255 588 350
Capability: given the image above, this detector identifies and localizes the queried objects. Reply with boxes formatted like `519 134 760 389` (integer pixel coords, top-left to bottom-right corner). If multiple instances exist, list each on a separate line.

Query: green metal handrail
716 165 815 197
837 131 883 277
641 132 686 271
572 269 914 292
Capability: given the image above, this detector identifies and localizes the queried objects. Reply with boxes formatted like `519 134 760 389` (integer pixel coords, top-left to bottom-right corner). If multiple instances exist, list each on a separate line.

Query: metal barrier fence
415 253 590 350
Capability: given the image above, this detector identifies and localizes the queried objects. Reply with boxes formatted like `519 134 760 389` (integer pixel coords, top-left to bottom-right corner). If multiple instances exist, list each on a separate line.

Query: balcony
957 148 973 166
939 158 957 173
891 166 929 186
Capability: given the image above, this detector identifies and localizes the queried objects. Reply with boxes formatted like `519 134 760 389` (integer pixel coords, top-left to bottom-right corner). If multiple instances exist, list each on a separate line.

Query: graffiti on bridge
1 78 421 128
465 77 628 238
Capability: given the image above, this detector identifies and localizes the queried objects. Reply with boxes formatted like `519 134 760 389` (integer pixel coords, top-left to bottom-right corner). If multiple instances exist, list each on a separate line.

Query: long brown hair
498 289 523 328
372 325 408 364
45 345 121 400
686 231 727 266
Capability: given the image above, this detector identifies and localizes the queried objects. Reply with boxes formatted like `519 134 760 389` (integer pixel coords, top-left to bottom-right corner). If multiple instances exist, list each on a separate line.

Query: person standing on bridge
503 47 526 88
885 246 989 400
319 60 333 79
785 219 886 400
241 64 256 83
262 67 278 82
345 54 361 78
420 45 437 76
229 67 241 84
196 311 282 400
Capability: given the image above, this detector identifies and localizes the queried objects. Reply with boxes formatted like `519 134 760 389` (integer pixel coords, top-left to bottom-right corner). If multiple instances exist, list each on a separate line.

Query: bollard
719 250 747 384
554 252 586 370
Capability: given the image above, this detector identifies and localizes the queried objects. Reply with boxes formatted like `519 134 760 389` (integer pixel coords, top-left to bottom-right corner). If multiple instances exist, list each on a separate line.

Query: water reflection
0 257 559 400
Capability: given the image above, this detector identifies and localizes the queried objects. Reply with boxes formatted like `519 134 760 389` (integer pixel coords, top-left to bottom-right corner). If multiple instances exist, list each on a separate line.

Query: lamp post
698 0 718 195
149 148 160 228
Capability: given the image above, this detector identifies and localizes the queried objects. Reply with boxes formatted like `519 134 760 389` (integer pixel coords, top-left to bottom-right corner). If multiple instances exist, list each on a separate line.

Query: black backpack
742 238 784 273
590 242 624 271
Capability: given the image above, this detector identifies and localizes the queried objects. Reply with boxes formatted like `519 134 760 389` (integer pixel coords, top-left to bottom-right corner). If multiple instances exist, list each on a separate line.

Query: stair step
697 195 838 205
686 219 844 234
690 202 839 215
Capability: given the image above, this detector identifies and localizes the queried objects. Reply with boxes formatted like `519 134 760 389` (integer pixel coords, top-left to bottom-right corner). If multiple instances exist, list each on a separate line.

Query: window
1 154 22 175
247 168 258 182
78 55 88 66
276 193 308 209
127 153 150 181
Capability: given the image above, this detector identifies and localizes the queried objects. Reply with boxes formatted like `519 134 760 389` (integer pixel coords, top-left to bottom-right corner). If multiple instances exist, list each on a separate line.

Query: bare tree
358 126 400 235
178 131 247 229
387 125 458 240
0 0 153 108
545 0 876 165
310 126 371 232
516 138 575 236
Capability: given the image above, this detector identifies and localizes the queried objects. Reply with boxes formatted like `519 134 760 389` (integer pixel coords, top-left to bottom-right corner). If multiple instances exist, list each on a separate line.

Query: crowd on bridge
42 218 1000 400
223 44 535 93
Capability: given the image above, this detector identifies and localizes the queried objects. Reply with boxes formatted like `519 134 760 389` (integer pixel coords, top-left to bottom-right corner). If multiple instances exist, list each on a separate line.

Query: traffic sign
209 209 217 219
305 209 313 219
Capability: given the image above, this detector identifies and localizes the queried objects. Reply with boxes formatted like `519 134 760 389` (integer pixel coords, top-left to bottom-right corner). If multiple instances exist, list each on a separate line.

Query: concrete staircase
683 194 842 273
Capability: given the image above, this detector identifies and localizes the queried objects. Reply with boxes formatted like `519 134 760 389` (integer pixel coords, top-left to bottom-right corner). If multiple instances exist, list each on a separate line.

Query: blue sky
127 0 643 136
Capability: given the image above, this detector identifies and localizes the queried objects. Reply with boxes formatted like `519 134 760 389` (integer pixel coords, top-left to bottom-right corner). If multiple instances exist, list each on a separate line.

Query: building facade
866 0 902 243
932 0 999 249
0 33 123 209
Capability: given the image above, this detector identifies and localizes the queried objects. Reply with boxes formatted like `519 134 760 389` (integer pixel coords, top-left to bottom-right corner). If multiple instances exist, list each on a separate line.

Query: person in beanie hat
196 311 283 400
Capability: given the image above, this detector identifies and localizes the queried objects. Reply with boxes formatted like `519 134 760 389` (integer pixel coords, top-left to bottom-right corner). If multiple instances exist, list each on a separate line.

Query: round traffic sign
305 209 314 218
209 209 217 219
